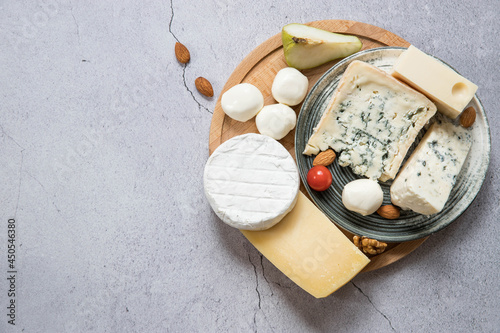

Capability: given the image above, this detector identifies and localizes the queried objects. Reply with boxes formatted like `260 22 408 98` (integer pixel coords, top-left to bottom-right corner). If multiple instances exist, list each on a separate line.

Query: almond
175 42 190 64
460 106 476 128
313 149 336 166
377 205 400 219
195 77 214 97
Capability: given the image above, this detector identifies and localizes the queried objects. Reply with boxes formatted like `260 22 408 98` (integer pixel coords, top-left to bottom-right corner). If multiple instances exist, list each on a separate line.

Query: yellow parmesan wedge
241 192 369 298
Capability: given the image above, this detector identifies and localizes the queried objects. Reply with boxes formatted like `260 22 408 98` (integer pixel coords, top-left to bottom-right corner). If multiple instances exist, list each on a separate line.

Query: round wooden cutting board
208 20 427 272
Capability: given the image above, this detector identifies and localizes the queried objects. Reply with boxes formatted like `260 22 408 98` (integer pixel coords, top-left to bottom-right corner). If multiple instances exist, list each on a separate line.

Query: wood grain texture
208 20 425 272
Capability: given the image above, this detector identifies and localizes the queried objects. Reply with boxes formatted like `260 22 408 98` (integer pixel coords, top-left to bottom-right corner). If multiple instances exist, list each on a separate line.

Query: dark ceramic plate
295 47 491 242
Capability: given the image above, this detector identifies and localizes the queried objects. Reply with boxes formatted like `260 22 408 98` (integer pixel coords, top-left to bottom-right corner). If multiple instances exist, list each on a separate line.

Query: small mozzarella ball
255 103 297 140
221 83 264 122
271 67 309 106
342 179 383 216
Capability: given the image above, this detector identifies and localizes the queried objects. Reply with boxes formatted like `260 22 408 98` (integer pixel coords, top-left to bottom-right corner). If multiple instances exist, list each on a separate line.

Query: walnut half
353 236 387 255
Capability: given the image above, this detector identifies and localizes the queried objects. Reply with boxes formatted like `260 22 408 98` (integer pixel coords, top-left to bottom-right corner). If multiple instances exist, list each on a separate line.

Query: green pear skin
282 23 363 70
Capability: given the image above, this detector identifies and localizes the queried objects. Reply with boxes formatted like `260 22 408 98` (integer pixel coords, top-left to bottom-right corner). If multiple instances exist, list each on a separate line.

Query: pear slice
282 23 362 70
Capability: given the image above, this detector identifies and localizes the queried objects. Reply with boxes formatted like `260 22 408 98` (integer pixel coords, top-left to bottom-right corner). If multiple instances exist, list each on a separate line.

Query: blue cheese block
390 120 472 215
304 60 437 181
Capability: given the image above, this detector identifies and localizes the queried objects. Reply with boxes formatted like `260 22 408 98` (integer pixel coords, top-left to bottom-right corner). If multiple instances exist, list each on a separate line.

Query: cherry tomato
306 165 332 191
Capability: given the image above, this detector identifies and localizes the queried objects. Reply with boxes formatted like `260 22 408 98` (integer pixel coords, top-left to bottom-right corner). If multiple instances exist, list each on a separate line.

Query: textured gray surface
0 1 499 332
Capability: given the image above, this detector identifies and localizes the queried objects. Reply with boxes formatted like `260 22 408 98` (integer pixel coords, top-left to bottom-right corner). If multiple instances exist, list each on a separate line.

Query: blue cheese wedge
304 60 437 181
390 120 472 215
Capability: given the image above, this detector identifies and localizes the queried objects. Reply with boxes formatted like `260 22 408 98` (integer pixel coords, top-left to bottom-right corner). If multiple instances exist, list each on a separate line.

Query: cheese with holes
391 45 478 119
204 133 299 230
304 60 437 181
242 192 370 298
390 119 472 215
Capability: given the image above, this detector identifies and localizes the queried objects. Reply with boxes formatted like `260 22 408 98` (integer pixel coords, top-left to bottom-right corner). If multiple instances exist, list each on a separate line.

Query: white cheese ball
342 179 384 216
255 103 297 140
221 83 264 122
271 67 309 106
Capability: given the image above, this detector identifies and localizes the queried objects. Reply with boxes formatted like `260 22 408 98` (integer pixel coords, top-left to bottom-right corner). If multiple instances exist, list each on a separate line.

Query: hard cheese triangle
241 192 370 298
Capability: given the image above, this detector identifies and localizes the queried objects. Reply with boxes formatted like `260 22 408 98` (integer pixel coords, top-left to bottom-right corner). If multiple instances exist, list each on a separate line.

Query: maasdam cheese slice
391 45 478 119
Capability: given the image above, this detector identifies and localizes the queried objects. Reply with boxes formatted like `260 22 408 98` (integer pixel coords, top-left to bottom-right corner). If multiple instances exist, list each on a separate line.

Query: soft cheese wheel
204 133 299 230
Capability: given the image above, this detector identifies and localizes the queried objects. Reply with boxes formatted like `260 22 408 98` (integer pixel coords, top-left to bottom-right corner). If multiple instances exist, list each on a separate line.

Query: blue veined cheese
304 60 437 181
390 120 472 215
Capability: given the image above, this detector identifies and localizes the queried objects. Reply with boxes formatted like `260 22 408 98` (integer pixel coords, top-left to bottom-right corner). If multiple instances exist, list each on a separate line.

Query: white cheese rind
391 45 478 119
304 60 437 181
204 133 300 230
390 120 472 215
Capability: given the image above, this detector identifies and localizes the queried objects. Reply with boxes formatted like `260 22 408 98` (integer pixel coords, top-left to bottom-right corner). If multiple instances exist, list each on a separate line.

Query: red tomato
306 166 332 191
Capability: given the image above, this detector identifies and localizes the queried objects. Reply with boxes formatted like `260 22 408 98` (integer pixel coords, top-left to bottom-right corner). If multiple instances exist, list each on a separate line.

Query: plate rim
295 46 491 242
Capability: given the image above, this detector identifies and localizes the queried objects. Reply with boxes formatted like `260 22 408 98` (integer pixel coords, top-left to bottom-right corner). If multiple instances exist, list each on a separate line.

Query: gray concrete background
1 0 499 332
